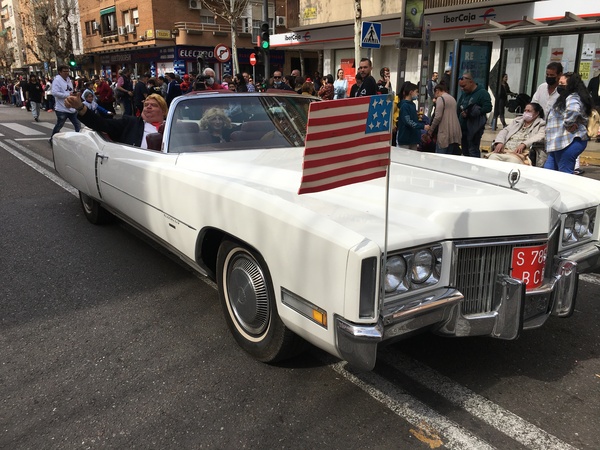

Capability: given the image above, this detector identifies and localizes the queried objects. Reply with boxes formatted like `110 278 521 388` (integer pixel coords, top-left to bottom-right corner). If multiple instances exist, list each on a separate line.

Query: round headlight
385 256 406 293
411 250 434 284
574 212 590 238
563 215 575 243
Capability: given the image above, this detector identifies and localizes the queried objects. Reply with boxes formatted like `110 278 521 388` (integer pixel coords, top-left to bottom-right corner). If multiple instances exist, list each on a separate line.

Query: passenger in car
488 102 546 165
199 107 234 143
65 93 168 149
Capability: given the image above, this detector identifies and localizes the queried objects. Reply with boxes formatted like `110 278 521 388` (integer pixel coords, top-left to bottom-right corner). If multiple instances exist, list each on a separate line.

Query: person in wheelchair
488 102 545 166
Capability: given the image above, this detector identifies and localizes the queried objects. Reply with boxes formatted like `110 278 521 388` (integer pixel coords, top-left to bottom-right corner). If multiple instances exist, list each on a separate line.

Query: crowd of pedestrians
7 57 598 172
400 60 599 175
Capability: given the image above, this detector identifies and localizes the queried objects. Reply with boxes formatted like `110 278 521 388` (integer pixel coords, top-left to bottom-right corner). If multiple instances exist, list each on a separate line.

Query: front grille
453 238 550 315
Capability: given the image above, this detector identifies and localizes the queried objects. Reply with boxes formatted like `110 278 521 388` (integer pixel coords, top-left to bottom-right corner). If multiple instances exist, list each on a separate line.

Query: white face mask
206 77 214 86
522 112 534 122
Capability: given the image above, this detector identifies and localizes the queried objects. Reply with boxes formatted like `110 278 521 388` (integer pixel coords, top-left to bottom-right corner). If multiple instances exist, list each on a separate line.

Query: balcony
172 21 252 38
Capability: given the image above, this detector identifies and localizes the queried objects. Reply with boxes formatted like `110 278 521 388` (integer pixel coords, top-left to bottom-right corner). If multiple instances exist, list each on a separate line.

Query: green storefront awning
100 6 116 15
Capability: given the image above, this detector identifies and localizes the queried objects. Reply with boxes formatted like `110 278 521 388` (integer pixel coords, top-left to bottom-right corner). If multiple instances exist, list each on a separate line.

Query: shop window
579 33 600 86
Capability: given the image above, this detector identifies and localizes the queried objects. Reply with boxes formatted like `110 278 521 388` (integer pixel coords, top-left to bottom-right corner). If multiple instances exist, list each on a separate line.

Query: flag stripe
305 124 386 143
302 151 389 176
304 142 389 166
304 134 391 155
301 158 390 182
302 147 390 170
308 95 372 112
307 111 369 127
298 170 388 194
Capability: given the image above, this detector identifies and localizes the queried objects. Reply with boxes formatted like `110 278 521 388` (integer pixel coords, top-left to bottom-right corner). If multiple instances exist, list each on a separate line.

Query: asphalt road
1 105 599 449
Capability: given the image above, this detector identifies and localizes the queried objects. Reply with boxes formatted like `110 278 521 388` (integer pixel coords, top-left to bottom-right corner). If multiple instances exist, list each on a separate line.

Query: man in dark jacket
457 72 492 157
354 58 378 97
165 72 182 106
24 74 44 122
133 73 150 116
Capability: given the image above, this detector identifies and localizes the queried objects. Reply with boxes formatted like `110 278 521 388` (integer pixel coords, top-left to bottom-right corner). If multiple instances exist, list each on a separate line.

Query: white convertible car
53 91 600 371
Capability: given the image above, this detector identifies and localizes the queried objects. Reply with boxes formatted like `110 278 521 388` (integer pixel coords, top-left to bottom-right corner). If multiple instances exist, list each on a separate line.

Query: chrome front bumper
335 241 600 371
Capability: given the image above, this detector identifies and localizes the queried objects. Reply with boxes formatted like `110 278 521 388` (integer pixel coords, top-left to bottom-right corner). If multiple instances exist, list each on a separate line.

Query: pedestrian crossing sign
361 21 382 49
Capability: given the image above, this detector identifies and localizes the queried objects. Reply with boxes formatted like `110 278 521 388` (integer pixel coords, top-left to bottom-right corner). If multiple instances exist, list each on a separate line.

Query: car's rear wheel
79 191 112 225
217 240 304 363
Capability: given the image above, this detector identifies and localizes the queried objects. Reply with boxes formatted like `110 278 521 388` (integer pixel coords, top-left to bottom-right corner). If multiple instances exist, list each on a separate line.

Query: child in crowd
82 89 113 117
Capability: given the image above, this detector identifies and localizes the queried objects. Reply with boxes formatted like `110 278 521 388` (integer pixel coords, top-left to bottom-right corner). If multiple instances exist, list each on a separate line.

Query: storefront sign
579 62 591 80
155 29 172 39
303 7 317 20
403 0 424 39
457 40 492 89
550 48 563 62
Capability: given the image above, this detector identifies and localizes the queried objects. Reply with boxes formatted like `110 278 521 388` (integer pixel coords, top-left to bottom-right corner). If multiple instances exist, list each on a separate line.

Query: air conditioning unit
92 21 100 32
276 16 286 27
189 0 201 9
126 24 136 33
118 26 126 36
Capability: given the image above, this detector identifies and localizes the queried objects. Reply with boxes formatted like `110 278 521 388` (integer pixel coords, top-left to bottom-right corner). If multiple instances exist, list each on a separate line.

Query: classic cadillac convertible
53 91 600 371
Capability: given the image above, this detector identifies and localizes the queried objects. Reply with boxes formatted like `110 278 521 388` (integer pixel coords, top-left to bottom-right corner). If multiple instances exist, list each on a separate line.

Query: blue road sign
361 21 382 49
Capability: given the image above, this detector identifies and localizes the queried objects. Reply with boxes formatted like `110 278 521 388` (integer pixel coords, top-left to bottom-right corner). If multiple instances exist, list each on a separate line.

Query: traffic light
68 53 76 67
260 22 270 50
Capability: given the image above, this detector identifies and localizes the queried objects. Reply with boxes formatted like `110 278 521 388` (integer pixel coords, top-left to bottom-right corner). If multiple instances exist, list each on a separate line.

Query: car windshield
167 94 316 153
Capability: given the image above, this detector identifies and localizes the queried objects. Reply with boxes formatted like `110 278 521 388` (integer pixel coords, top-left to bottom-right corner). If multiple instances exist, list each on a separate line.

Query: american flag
298 94 393 195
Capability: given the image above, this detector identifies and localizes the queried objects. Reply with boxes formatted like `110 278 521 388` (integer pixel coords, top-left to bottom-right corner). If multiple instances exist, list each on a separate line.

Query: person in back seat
199 107 234 143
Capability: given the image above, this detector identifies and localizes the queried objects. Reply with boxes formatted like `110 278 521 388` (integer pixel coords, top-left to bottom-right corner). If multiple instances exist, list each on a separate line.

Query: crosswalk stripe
0 123 44 135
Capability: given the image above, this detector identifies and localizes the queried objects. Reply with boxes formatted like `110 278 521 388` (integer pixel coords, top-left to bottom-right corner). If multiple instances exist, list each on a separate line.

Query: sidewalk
480 123 600 167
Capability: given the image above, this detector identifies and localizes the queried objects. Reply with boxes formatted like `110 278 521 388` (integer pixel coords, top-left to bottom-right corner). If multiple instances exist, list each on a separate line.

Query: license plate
511 244 548 290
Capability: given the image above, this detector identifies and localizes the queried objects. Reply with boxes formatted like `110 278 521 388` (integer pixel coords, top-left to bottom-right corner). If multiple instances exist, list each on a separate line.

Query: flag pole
380 144 391 313
380 94 393 313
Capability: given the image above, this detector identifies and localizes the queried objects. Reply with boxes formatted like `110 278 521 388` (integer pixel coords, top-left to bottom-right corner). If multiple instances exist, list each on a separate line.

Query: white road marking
378 350 577 450
580 273 600 285
0 122 44 135
0 140 78 197
330 361 496 450
6 139 54 169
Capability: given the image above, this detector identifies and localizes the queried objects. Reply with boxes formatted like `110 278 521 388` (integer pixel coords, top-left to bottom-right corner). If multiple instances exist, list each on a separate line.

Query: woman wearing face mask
544 72 593 174
488 102 545 165
396 81 430 149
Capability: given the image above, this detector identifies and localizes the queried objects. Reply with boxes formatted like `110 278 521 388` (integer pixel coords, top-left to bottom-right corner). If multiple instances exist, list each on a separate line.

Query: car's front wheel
217 240 304 363
79 191 112 225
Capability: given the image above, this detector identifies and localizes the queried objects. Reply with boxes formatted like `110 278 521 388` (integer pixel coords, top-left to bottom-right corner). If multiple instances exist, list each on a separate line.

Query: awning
100 6 116 15
465 11 600 37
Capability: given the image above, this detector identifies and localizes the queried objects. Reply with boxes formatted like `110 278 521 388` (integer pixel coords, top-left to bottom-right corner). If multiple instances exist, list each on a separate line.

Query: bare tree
18 0 78 70
201 0 251 75
0 45 16 75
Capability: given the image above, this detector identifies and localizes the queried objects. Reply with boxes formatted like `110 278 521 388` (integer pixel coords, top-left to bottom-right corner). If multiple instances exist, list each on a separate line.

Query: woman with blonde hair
199 107 233 143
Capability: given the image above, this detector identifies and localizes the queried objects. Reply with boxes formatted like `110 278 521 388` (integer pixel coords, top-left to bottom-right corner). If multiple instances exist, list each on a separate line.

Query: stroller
507 93 531 114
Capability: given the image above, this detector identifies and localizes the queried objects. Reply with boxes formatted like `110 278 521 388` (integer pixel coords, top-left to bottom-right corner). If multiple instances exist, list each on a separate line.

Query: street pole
263 1 269 82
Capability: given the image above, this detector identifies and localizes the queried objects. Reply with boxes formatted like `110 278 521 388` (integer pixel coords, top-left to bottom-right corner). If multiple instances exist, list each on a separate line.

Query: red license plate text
511 244 548 290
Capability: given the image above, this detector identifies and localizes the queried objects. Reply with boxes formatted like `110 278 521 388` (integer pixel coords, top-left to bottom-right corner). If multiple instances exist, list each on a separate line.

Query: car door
95 141 179 241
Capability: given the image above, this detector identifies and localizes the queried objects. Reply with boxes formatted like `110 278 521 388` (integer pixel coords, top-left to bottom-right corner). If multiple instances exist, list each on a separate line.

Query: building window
199 13 215 24
240 17 251 33
132 8 139 26
100 6 117 36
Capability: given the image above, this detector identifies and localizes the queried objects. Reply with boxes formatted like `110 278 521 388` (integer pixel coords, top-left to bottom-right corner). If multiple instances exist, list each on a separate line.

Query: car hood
176 148 599 247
